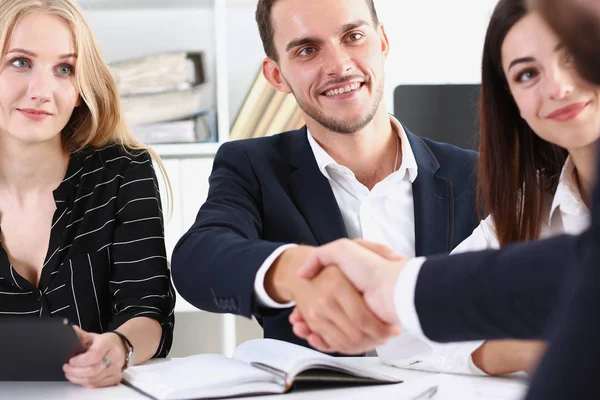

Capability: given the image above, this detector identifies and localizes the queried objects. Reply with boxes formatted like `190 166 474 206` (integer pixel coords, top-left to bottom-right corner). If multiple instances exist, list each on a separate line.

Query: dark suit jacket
414 147 600 400
172 124 479 348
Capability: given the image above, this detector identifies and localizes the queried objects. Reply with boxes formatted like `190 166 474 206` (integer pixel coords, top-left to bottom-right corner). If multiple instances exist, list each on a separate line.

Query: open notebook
123 339 401 400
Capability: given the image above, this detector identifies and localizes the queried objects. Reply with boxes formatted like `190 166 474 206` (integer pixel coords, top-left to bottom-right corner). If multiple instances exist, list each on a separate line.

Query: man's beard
540 0 600 85
291 80 385 134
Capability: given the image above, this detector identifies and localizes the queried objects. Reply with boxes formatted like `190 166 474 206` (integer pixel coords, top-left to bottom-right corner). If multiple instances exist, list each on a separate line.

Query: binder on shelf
110 51 205 97
121 83 213 126
229 69 276 141
132 110 216 145
263 93 302 137
250 91 288 138
283 105 305 132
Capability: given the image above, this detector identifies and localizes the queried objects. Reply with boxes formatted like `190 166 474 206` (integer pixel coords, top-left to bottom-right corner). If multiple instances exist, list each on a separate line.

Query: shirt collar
306 115 419 183
52 147 92 205
548 156 589 225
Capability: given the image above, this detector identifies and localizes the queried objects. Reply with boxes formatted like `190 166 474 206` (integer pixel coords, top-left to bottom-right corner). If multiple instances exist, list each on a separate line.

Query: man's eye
347 32 364 41
299 47 316 57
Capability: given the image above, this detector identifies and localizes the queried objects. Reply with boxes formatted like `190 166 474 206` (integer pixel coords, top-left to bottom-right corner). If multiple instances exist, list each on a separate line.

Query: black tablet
0 318 86 381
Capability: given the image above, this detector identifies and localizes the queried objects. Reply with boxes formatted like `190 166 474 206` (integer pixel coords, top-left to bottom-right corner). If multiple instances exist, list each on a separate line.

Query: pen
410 384 438 399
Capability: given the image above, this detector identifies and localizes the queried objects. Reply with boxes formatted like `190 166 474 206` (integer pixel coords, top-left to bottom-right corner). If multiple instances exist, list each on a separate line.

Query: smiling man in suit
171 0 478 358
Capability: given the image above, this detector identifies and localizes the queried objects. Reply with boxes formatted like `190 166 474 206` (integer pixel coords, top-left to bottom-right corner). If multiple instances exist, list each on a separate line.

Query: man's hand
263 244 400 354
288 266 400 354
297 238 407 324
264 246 314 303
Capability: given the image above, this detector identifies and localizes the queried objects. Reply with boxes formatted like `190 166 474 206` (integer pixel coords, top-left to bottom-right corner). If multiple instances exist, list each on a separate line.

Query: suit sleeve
171 142 286 318
525 151 600 400
415 233 585 343
523 229 600 400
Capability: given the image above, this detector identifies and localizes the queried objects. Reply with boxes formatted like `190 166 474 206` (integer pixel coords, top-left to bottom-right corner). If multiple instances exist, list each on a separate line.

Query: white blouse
377 157 590 375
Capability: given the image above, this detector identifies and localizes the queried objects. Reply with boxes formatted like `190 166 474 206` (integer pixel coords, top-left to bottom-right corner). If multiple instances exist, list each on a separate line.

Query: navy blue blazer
414 147 600 400
172 125 479 348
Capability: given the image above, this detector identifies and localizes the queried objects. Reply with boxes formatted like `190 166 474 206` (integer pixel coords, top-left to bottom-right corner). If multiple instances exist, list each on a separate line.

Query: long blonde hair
0 0 173 214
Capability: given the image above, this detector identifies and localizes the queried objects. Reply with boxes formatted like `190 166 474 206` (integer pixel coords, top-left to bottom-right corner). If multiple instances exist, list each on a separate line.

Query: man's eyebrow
284 19 370 53
285 36 323 53
339 19 369 35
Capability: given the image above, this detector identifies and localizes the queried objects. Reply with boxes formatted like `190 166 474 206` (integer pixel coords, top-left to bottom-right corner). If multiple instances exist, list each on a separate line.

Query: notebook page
233 339 400 384
233 338 331 375
124 354 283 400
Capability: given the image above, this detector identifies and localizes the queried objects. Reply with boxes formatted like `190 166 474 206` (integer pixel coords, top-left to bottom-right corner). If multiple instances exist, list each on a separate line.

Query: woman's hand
63 326 127 388
472 340 548 376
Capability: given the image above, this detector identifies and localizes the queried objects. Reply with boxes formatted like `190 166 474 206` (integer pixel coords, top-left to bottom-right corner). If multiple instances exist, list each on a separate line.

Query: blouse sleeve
400 214 500 374
451 214 500 254
376 215 502 375
107 150 175 358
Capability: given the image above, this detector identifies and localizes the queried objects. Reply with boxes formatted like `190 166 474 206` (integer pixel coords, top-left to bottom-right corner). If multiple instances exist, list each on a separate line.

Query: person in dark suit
171 0 479 355
292 1 600 397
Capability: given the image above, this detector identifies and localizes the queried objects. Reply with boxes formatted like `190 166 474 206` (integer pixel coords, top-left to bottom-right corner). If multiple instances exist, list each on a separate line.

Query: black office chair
393 84 481 151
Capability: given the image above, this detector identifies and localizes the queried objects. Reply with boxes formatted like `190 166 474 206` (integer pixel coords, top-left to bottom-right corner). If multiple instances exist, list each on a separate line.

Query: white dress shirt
391 157 591 374
253 116 418 309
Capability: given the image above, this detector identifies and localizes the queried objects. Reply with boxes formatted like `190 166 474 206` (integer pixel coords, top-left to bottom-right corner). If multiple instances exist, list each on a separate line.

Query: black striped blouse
0 145 175 357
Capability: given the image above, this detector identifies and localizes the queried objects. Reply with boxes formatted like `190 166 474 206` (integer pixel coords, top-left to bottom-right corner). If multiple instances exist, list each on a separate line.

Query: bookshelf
81 0 262 159
81 0 264 357
152 142 221 158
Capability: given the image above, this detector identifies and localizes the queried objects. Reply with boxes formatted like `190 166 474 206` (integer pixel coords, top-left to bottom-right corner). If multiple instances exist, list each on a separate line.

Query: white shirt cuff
394 257 426 336
253 244 297 309
378 338 487 375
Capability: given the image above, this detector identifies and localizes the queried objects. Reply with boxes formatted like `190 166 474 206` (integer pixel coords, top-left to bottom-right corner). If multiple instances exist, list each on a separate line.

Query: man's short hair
255 0 380 61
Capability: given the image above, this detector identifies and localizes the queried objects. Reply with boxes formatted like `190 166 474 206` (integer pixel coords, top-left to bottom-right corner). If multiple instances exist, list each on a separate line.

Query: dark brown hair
255 0 379 61
535 0 600 85
478 0 568 246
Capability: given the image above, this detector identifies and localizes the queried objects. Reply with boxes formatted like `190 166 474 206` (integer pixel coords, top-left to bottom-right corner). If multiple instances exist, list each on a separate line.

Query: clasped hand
288 239 407 354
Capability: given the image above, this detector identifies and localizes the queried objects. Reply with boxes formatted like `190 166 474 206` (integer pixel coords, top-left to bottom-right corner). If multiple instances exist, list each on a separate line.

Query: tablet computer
0 318 85 381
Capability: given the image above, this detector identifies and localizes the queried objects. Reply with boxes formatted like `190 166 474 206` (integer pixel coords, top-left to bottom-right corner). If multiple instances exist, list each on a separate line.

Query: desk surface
1 357 529 400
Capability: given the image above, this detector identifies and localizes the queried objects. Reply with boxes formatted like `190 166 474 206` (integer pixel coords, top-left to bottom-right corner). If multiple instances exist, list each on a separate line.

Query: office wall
379 0 498 110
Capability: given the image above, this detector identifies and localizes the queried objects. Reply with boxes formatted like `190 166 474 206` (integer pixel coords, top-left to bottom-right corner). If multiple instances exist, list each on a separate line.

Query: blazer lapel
406 131 454 256
286 127 348 245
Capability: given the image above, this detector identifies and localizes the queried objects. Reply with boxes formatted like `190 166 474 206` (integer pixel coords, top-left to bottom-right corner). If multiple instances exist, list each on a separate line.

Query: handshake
270 239 410 354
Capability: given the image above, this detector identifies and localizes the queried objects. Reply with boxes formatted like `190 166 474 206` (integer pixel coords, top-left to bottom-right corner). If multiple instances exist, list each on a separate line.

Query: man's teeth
325 83 361 96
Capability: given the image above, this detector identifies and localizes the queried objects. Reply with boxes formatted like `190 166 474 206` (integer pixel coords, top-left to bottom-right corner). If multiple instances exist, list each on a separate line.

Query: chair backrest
393 84 480 151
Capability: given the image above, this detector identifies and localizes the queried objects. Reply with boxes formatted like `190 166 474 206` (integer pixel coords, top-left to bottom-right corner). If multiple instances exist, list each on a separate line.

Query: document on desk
123 339 401 400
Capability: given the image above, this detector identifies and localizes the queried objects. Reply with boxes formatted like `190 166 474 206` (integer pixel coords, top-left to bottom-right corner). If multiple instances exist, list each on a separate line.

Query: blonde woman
0 0 175 387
